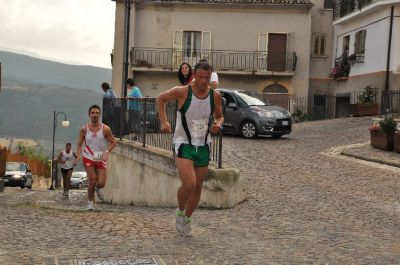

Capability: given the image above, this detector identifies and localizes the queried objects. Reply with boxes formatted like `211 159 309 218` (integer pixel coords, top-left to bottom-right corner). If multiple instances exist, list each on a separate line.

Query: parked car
217 89 292 138
70 171 88 189
3 162 33 189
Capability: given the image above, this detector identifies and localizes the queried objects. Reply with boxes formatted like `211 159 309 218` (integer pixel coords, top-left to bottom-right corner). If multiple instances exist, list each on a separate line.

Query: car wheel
20 184 25 189
272 134 283 139
240 120 257 138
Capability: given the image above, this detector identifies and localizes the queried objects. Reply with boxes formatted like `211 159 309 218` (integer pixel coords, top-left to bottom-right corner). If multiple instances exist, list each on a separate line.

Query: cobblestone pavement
1 117 400 265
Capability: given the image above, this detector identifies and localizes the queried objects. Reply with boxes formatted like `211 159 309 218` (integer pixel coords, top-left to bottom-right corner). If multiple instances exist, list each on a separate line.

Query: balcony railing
335 0 375 19
130 48 297 73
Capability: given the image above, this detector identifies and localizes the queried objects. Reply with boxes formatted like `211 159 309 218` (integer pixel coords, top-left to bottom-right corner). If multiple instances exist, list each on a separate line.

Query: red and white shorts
82 157 107 169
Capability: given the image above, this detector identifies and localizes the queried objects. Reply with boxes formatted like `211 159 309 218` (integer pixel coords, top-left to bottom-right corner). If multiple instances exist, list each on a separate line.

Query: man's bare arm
76 127 86 160
156 86 186 132
211 90 224 134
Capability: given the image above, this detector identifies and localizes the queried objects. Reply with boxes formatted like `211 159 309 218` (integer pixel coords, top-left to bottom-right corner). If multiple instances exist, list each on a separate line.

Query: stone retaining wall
104 140 247 209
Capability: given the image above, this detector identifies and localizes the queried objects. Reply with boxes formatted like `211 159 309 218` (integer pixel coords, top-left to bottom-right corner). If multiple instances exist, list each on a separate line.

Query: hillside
0 84 103 154
0 51 111 92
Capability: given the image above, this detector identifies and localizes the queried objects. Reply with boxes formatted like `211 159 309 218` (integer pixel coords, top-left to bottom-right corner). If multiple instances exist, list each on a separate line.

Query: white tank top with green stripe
173 86 214 147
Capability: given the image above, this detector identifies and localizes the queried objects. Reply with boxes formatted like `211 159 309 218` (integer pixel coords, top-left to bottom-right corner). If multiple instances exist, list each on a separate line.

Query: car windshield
6 162 24 171
235 92 267 106
71 172 86 179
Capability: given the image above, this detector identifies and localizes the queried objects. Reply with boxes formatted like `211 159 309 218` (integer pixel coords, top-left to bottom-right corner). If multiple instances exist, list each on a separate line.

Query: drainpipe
382 6 394 115
122 0 131 98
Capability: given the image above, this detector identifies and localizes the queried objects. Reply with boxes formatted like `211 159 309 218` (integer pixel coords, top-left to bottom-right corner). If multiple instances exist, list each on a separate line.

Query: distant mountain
0 84 103 154
0 51 111 92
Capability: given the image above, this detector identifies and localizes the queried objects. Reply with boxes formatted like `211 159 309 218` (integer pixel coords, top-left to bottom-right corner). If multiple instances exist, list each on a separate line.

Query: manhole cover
74 256 165 265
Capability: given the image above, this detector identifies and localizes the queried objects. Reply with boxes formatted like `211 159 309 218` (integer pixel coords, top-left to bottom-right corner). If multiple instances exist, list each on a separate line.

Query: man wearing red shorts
76 105 116 210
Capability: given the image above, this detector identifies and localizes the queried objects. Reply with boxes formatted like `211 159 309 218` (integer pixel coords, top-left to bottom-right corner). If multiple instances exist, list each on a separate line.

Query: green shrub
378 117 397 133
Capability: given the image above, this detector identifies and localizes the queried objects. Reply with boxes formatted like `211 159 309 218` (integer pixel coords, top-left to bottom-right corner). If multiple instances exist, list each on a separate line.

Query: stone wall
104 141 247 209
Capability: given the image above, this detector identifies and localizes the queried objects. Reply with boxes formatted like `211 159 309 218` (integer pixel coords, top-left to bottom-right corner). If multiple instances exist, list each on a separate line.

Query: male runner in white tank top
76 105 116 210
57 142 77 198
157 62 224 237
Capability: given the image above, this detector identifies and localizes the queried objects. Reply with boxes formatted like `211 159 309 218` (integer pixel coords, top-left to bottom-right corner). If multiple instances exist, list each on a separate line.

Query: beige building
111 0 334 103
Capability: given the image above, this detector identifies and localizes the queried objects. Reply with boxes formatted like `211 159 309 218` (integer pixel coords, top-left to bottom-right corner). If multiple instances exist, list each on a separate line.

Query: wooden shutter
173 30 183 68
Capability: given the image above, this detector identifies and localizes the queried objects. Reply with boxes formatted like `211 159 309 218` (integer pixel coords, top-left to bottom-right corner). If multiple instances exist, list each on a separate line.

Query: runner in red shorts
76 105 116 210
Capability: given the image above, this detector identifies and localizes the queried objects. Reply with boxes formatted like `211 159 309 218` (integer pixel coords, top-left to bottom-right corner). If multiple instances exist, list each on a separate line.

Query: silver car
70 171 88 189
3 162 33 189
218 89 292 138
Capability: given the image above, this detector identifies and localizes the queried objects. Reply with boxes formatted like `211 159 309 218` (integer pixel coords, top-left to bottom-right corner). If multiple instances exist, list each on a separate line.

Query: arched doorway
263 84 289 108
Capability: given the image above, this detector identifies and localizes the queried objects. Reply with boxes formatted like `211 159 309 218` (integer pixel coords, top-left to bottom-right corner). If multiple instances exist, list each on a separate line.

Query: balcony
130 48 297 75
334 0 375 20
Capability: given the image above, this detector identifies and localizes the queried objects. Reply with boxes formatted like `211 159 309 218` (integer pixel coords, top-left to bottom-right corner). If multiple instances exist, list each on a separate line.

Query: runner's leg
185 166 208 217
175 157 196 211
96 168 107 189
85 166 98 202
65 169 72 191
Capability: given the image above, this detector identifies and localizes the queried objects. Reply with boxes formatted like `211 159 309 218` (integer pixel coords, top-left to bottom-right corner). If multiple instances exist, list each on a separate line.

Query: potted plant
351 86 379 116
369 117 397 151
394 131 400 153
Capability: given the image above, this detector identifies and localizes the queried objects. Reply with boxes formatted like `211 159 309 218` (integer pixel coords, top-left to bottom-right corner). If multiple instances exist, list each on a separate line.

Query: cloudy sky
0 0 116 69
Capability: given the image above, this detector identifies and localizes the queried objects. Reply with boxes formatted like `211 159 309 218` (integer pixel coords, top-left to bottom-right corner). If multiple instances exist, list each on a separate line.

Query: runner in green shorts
157 61 224 237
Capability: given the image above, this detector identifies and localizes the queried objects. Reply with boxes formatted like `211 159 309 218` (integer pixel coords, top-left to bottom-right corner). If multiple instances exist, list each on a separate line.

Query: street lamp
49 111 69 190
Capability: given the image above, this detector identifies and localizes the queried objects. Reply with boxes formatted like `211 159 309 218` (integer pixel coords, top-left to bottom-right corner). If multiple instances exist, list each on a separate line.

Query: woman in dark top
178 62 194 86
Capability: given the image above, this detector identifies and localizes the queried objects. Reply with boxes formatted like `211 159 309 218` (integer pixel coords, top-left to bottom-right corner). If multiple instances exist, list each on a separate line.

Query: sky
0 0 116 69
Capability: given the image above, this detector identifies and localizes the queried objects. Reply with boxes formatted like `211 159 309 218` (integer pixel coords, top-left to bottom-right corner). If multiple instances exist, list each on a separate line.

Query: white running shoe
183 216 192 237
176 209 192 237
87 201 94 211
62 190 69 198
176 209 186 236
95 187 104 201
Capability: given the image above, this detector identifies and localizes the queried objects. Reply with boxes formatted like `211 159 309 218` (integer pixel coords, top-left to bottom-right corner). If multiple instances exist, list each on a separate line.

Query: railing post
218 129 222 169
142 98 147 147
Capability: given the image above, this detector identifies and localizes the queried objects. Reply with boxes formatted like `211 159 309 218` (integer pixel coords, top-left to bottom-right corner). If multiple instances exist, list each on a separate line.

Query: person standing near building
57 143 77 198
126 78 143 135
102 82 123 137
198 59 218 89
156 62 224 237
76 105 116 210
178 62 194 86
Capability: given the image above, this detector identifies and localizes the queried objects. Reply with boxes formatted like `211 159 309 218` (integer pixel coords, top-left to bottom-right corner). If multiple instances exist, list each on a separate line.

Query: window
323 0 334 9
312 34 326 57
172 30 211 67
354 30 366 54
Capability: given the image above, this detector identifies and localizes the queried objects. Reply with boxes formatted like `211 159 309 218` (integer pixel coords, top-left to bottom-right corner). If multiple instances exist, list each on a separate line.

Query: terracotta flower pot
394 133 400 153
352 103 379 117
370 131 394 151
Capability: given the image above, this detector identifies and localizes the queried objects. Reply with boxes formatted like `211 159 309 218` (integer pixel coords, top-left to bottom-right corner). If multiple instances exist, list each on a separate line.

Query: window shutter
173 30 183 68
201 31 211 62
257 33 268 70
287 32 295 52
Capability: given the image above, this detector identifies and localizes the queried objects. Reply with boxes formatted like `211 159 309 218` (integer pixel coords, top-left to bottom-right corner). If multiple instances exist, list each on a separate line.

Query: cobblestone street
1 117 399 264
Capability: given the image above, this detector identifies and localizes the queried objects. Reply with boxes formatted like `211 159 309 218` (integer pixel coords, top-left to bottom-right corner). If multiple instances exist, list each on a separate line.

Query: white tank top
60 150 75 169
82 124 107 161
173 86 214 146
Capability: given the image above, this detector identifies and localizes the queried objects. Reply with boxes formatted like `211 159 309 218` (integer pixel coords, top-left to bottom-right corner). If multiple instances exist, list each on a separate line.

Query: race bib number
191 119 208 138
65 160 73 168
93 151 104 160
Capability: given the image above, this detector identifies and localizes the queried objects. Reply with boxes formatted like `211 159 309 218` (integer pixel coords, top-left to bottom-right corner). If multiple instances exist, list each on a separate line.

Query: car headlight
257 111 274 118
13 174 22 179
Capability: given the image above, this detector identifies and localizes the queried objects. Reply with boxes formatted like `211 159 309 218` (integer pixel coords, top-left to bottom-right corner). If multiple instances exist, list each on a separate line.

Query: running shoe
87 201 94 211
176 209 186 236
95 187 104 201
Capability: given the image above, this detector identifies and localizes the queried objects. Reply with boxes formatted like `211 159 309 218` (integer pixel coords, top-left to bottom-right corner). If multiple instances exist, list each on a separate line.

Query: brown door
267 33 287 72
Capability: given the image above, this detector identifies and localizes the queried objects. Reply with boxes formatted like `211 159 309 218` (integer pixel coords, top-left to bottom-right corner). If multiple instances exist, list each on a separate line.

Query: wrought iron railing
102 97 223 168
130 47 297 73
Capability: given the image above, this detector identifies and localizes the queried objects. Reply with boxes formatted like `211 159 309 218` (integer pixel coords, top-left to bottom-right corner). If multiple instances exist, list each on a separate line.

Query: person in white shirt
57 143 77 198
199 59 219 89
76 105 117 210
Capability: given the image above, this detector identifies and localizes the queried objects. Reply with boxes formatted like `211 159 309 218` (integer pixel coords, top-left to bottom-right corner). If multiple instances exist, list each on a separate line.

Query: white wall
333 6 396 76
